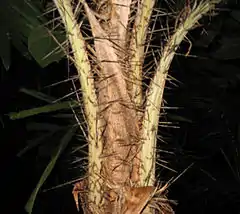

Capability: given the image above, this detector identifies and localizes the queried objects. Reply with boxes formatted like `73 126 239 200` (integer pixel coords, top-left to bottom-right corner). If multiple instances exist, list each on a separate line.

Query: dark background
1 0 240 213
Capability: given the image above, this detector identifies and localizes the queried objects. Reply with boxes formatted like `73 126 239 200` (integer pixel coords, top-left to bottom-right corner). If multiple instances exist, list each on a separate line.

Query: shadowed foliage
2 0 240 214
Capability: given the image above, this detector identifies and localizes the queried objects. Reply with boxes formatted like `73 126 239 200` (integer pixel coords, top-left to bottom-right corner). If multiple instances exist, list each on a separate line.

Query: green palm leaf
25 126 77 214
0 0 66 69
8 100 79 120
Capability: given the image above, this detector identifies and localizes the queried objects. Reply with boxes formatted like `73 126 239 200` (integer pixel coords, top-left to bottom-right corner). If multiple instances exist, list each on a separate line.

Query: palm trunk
53 0 222 213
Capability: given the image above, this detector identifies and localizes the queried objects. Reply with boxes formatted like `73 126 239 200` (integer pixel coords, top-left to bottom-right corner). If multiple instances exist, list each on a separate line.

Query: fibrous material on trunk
53 0 222 213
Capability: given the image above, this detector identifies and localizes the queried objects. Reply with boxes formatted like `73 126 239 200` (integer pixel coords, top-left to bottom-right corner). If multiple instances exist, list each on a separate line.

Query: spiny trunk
82 2 150 212
53 0 222 213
